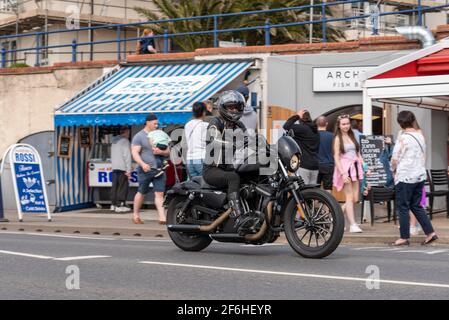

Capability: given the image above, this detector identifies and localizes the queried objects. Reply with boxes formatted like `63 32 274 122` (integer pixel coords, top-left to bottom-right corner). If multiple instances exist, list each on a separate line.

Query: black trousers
203 166 240 195
111 170 129 206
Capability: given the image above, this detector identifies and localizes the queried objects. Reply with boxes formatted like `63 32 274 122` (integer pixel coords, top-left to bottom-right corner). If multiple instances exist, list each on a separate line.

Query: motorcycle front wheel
284 188 344 259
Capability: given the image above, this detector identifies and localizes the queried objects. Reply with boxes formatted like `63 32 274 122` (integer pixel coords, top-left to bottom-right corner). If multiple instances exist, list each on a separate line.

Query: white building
0 0 158 66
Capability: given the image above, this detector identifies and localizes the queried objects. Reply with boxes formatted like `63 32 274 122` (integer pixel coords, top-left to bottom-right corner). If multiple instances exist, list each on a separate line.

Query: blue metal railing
0 0 447 68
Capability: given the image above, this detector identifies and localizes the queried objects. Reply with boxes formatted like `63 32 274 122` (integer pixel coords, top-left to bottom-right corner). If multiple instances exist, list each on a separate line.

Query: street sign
7 144 51 222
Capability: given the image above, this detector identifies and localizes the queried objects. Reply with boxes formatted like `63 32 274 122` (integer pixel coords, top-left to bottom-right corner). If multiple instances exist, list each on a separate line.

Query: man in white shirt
184 102 209 178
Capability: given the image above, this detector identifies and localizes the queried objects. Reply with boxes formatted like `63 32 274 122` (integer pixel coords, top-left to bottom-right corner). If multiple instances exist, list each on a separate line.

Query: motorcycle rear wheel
167 197 212 252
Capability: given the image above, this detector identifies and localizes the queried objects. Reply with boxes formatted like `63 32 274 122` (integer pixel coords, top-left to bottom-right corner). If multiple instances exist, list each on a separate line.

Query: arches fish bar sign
9 144 51 222
313 67 376 92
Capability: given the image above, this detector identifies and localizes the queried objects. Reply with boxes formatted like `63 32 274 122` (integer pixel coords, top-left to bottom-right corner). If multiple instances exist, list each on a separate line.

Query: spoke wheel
284 188 344 259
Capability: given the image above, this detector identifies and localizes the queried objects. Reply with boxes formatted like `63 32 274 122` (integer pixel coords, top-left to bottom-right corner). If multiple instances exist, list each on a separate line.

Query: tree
134 0 344 52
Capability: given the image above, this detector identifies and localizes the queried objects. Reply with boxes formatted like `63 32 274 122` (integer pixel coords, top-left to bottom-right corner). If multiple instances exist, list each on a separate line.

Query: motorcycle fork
290 189 312 225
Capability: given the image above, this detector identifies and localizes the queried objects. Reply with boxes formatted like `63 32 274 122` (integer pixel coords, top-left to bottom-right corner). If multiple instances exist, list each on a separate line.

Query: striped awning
54 61 253 127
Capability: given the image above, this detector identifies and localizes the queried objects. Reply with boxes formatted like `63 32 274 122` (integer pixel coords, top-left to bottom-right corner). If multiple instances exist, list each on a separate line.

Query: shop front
53 60 254 212
361 40 449 170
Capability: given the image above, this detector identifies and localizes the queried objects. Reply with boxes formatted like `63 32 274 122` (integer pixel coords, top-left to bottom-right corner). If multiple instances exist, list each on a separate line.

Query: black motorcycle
165 134 344 259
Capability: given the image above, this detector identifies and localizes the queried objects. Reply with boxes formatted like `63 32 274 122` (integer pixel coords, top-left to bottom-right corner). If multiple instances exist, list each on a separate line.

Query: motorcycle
164 134 344 259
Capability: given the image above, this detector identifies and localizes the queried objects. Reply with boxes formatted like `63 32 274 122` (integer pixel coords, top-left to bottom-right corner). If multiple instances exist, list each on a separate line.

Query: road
1 231 449 300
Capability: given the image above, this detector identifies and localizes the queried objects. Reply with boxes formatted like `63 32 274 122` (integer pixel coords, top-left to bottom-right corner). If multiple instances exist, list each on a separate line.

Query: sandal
132 217 145 225
390 239 410 247
421 235 438 246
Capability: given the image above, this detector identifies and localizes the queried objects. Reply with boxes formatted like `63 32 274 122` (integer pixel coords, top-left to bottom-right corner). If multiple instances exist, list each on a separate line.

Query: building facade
0 0 158 66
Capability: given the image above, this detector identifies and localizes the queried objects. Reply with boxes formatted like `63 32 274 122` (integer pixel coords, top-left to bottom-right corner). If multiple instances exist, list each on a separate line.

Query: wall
0 66 109 158
267 50 411 119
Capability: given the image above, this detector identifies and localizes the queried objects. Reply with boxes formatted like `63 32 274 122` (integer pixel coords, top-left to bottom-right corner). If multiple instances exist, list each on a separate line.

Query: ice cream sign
9 144 51 221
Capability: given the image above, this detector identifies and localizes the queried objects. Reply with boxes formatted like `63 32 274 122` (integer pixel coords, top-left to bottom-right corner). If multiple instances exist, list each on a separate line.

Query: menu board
9 144 51 221
360 135 388 187
58 135 73 158
79 126 92 148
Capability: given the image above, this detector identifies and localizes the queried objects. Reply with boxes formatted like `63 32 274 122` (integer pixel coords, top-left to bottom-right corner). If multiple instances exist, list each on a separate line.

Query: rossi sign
7 144 51 221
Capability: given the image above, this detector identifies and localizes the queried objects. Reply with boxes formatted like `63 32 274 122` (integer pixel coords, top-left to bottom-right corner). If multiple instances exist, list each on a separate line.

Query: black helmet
217 90 245 123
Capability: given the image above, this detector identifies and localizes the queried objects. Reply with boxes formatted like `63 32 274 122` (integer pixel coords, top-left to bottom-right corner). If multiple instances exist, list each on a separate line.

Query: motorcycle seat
192 176 222 190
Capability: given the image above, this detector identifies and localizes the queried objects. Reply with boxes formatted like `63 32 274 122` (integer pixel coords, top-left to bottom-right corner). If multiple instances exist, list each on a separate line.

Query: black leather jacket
204 116 246 171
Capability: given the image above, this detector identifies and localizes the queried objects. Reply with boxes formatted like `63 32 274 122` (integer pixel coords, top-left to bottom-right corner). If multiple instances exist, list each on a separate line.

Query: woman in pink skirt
333 115 367 233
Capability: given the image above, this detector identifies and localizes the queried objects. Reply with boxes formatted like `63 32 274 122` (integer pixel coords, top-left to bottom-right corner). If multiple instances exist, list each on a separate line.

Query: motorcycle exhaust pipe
167 225 201 233
210 234 246 243
168 208 232 234
199 208 231 232
245 201 274 242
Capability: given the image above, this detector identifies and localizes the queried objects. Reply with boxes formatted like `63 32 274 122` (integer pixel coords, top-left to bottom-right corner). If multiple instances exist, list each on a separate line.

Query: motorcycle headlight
289 154 300 172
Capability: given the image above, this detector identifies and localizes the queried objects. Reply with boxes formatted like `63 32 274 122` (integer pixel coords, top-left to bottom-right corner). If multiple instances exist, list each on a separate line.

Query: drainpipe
395 26 435 48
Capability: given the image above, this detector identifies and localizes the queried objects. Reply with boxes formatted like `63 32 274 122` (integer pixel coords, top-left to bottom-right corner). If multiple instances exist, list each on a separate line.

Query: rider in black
203 90 247 229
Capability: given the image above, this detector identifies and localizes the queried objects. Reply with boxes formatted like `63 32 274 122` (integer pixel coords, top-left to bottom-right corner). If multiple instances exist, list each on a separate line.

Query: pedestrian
184 102 209 178
137 29 157 55
131 113 170 225
380 136 395 188
111 126 132 213
351 119 363 144
236 85 257 131
333 114 366 233
204 100 215 116
283 109 320 185
316 116 334 193
391 111 438 246
203 100 216 123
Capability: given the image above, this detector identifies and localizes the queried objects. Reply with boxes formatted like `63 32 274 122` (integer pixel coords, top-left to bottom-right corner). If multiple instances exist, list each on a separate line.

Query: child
148 129 171 178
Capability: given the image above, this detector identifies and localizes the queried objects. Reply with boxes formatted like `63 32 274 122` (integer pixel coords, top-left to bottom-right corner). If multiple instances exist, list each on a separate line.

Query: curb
0 222 168 238
1 223 448 245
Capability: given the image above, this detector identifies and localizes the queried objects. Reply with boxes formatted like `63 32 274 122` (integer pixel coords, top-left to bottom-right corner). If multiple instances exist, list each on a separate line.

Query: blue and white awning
54 61 253 127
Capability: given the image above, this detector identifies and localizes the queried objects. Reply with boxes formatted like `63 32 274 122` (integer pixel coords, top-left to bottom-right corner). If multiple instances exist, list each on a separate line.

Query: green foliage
8 63 30 68
134 0 344 52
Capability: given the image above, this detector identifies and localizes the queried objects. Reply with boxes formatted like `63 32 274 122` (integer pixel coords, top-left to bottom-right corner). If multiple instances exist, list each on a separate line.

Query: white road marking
352 247 387 251
426 250 449 255
121 239 172 243
139 261 449 289
0 250 110 261
240 243 286 247
0 250 54 260
398 249 449 255
53 256 111 261
369 248 402 252
398 250 429 254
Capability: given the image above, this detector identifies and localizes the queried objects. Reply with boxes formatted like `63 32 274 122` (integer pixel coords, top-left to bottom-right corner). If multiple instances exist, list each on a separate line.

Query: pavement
1 205 449 245
1 232 449 299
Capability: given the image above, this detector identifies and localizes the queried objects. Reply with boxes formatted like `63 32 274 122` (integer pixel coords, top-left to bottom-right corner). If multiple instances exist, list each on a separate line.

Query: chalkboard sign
58 135 73 158
79 126 92 148
360 135 388 187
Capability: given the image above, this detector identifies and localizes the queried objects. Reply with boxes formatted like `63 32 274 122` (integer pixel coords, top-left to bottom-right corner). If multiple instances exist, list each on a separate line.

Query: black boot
228 192 244 218
228 192 252 232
